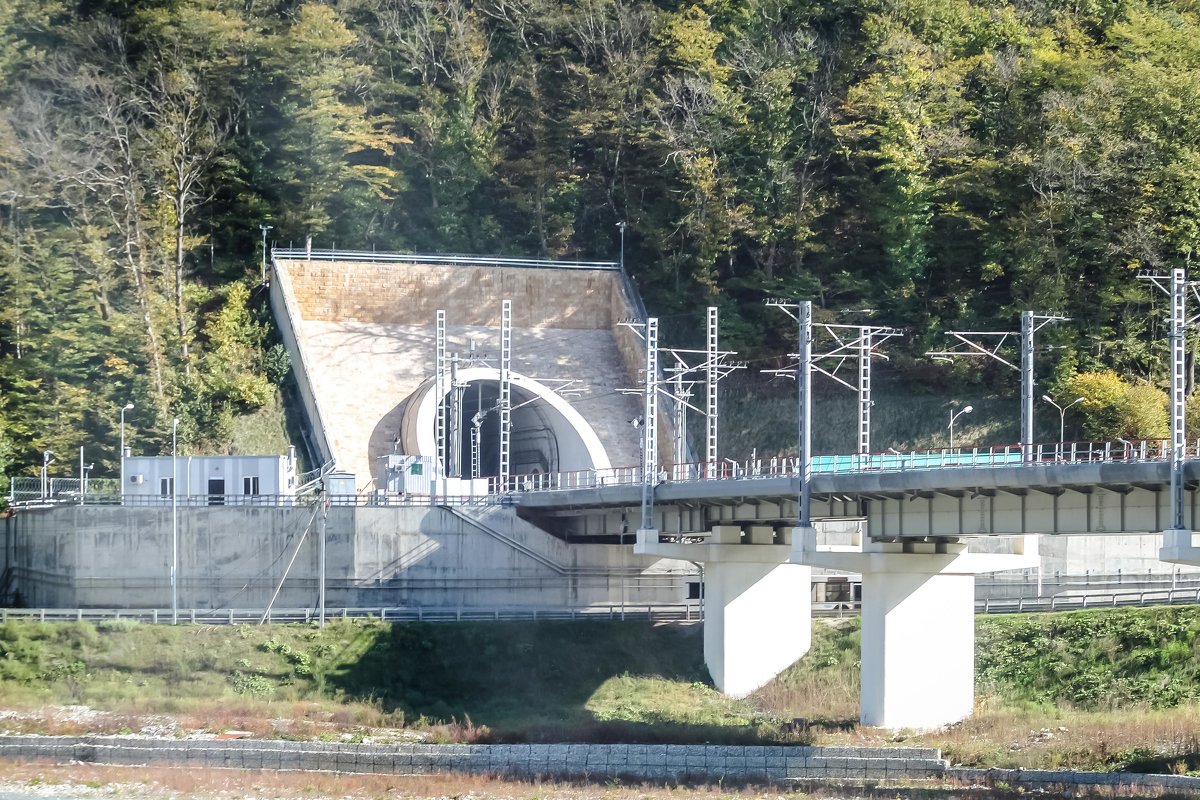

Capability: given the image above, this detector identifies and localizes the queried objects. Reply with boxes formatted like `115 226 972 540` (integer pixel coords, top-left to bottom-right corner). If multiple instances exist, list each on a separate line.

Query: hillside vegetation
4 0 1200 477
1 608 1200 771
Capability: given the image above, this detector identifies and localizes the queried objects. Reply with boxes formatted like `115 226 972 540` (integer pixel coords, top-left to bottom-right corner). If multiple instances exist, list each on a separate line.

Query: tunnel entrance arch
397 367 612 480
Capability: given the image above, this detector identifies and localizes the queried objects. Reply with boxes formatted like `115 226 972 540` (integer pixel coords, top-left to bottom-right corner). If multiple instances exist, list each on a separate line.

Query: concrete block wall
0 737 949 784
4 737 1199 793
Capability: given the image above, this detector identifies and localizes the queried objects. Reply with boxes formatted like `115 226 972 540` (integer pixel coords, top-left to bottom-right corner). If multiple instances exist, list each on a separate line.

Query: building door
207 478 225 505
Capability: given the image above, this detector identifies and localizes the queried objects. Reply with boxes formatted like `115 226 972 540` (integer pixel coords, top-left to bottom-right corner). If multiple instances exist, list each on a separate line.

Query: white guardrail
0 604 700 625
2 586 1200 626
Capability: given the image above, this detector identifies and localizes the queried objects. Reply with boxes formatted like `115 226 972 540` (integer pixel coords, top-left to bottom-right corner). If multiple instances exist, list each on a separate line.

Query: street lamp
948 405 973 450
260 223 273 285
119 402 134 498
616 221 627 271
78 446 93 505
40 450 54 499
1042 395 1084 458
171 416 180 624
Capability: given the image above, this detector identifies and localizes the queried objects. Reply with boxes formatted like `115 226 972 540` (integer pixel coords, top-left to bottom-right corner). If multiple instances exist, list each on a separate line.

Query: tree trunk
175 185 189 378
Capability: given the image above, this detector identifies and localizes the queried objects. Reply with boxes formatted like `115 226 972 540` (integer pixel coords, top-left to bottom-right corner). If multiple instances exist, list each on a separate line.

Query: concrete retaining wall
4 736 1198 793
3 504 692 610
949 766 1200 795
0 737 946 783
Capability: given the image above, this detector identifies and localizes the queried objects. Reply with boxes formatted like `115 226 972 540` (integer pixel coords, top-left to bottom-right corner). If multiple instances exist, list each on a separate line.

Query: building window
244 476 260 496
160 477 174 497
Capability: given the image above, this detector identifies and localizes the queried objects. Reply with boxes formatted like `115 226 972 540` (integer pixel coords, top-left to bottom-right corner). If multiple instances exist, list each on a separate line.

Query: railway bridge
511 447 1200 730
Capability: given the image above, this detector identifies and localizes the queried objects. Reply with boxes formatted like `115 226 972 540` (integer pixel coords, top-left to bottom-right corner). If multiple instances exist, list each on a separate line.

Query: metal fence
3 584 1200 627
272 248 619 271
0 603 699 625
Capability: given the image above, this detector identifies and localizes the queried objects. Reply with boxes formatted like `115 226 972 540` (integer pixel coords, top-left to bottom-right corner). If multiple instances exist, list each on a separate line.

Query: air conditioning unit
129 474 145 485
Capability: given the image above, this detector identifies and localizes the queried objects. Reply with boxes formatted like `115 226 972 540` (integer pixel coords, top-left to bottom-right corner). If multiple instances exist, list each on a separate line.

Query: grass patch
3 609 1200 771
228 392 292 457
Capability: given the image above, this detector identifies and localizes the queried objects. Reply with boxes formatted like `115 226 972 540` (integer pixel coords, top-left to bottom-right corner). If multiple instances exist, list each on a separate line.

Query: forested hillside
2 0 1199 478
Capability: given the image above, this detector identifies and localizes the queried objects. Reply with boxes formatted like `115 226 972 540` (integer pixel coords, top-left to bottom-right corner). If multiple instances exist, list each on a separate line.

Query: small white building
122 449 298 505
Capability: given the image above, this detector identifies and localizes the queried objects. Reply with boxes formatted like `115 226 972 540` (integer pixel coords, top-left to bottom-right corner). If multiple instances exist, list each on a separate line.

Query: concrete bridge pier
794 529 1038 730
635 525 811 697
1160 528 1200 565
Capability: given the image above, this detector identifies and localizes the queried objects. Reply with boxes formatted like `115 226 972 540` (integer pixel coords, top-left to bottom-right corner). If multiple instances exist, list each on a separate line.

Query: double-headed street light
948 405 973 450
1043 395 1084 458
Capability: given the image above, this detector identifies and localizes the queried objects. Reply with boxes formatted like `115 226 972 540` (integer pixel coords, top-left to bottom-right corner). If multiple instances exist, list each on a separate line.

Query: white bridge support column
636 526 811 697
794 530 1037 730
1161 529 1200 565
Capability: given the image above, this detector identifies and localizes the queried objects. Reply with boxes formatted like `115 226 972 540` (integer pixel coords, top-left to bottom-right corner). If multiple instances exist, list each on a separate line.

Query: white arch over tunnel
405 367 613 478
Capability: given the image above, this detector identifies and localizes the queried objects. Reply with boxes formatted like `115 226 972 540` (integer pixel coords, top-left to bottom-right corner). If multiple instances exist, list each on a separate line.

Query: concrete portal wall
285 261 625 329
3 505 693 610
273 258 651 488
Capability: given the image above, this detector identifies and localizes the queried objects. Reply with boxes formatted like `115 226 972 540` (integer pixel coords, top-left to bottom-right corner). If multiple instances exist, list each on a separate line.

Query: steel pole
857 328 871 455
706 306 719 474
171 418 179 624
1021 310 1035 461
641 318 659 531
1171 268 1187 530
318 498 327 628
119 405 130 499
799 301 812 529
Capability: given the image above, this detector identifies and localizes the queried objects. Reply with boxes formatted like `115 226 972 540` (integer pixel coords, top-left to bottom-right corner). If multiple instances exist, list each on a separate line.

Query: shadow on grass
322 619 819 745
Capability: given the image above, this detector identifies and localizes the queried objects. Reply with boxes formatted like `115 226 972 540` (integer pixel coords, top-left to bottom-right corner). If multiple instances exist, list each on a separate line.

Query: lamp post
171 416 180 624
78 446 92 505
119 402 134 498
948 404 973 450
40 450 54 499
260 224 273 285
1042 395 1083 459
616 221 627 271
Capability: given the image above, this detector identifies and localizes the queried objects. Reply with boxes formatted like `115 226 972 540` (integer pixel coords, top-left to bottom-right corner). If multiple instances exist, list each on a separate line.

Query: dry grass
917 702 1200 771
0 759 1144 800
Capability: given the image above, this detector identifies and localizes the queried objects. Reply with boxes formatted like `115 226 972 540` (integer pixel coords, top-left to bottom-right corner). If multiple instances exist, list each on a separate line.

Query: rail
0 604 698 625
271 248 619 271
4 584 1200 626
977 585 1200 613
294 459 338 494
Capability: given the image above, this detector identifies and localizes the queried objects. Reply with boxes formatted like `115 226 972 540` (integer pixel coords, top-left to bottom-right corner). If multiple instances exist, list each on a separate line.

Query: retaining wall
2 505 691 609
0 737 946 783
3 736 1199 794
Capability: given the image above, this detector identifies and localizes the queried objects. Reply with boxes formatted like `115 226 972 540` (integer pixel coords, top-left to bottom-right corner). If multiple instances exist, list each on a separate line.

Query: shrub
1057 371 1168 440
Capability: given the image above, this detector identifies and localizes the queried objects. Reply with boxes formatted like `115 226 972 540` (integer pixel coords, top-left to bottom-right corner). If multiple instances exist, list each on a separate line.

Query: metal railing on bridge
6 437 1192 509
500 438 1185 494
